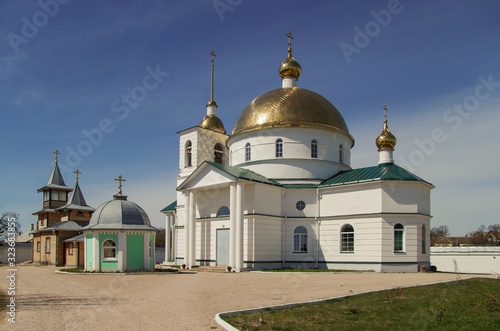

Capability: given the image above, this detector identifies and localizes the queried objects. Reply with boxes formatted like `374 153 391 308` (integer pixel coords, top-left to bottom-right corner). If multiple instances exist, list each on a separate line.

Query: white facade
162 45 433 272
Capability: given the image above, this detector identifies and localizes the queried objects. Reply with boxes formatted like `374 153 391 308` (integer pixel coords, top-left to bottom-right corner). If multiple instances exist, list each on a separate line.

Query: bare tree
468 224 487 246
0 212 22 241
155 228 166 248
430 225 450 245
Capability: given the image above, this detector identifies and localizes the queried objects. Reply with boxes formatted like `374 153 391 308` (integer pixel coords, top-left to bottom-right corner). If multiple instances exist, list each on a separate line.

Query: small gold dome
376 120 397 150
279 48 302 80
200 114 226 134
231 87 352 143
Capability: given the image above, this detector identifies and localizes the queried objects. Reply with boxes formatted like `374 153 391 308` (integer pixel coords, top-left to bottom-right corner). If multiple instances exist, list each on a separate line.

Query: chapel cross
383 104 388 121
286 31 294 48
53 150 61 164
209 50 216 63
209 50 216 102
114 175 126 194
73 169 81 182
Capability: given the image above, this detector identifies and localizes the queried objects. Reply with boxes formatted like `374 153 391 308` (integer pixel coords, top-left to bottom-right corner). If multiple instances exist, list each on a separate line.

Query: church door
216 229 230 266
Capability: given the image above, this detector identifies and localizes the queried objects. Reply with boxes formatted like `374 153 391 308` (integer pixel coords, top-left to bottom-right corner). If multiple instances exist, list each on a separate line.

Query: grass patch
222 278 500 330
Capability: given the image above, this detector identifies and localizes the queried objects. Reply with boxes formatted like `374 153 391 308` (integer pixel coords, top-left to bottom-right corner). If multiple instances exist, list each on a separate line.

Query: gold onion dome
231 87 352 141
376 120 397 150
279 47 302 80
200 114 226 134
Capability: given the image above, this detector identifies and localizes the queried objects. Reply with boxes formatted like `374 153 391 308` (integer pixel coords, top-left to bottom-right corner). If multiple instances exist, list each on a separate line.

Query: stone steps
195 266 230 273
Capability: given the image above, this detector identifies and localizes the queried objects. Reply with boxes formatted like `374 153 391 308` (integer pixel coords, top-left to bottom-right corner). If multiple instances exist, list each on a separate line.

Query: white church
161 35 433 272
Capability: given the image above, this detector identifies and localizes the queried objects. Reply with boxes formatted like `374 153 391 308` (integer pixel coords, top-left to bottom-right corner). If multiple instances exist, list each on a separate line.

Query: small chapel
32 155 157 271
161 34 434 272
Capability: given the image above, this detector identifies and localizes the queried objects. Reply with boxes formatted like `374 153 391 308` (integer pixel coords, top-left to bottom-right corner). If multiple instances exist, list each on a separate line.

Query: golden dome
376 120 397 150
279 47 302 80
200 114 226 134
231 87 352 141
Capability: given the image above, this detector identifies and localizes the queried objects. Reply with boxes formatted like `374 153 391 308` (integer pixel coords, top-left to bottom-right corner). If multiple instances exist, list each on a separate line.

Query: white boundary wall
430 246 500 274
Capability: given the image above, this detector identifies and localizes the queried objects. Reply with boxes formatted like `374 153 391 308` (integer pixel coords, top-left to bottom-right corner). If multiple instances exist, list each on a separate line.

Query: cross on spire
383 104 388 122
73 169 81 183
53 150 61 164
114 175 126 194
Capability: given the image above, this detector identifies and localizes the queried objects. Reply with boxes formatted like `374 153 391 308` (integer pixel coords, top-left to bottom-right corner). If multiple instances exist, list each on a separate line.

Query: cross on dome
114 175 126 194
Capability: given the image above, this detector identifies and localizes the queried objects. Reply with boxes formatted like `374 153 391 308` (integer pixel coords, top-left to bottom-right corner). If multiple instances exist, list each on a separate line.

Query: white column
118 231 127 271
92 232 99 272
229 183 236 268
189 190 196 268
164 213 172 263
184 193 190 267
236 182 244 271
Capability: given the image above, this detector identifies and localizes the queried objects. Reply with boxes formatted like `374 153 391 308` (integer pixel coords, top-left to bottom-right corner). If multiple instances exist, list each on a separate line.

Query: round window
296 201 306 211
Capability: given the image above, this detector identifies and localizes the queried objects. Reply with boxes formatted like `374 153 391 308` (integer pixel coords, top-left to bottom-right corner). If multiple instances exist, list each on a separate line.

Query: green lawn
222 278 500 330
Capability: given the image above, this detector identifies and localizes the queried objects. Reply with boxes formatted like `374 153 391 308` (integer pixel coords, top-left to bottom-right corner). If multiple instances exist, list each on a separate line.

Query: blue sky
1 0 499 236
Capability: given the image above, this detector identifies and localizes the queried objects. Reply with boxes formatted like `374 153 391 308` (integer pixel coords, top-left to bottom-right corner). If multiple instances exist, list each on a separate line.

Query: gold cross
114 175 126 194
209 50 216 63
286 31 294 48
73 169 81 182
383 104 388 121
53 150 61 164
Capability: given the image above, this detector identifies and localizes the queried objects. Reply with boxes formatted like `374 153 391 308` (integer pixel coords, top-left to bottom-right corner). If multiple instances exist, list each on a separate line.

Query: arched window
217 206 230 217
421 225 426 254
339 144 344 163
276 139 283 157
214 143 224 164
185 140 192 167
311 140 318 158
341 224 354 252
245 143 251 161
394 224 404 252
294 226 307 252
102 239 117 260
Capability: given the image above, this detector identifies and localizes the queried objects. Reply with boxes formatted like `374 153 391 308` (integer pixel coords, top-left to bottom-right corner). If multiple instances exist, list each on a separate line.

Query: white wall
430 247 500 274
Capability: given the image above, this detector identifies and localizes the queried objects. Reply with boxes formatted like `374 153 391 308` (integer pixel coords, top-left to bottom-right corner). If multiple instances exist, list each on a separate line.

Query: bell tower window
214 143 224 164
245 143 251 161
185 140 192 167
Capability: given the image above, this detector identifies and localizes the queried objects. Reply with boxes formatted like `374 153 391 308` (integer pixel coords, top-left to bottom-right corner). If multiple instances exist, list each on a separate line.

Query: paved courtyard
0 265 492 330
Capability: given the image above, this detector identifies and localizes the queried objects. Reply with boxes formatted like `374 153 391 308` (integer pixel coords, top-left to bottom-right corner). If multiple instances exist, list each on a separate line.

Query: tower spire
376 104 397 164
207 50 217 108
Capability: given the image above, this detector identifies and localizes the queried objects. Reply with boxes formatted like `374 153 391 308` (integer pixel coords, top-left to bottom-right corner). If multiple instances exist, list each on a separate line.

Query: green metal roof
161 200 177 212
320 163 433 187
204 161 282 186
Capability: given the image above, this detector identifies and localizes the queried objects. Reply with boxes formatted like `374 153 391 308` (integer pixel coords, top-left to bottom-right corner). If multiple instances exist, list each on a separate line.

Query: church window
217 206 230 217
394 224 404 253
185 140 192 167
36 241 40 252
311 140 318 158
293 226 307 252
45 237 51 253
296 201 306 211
102 239 117 260
214 143 224 164
43 191 49 201
60 191 67 202
276 139 283 157
245 143 251 161
421 225 426 254
77 210 84 217
68 243 73 255
341 224 354 252
339 144 344 163
52 190 59 201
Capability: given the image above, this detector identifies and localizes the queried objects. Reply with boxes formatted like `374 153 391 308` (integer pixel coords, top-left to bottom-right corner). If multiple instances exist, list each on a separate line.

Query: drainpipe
281 188 286 268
